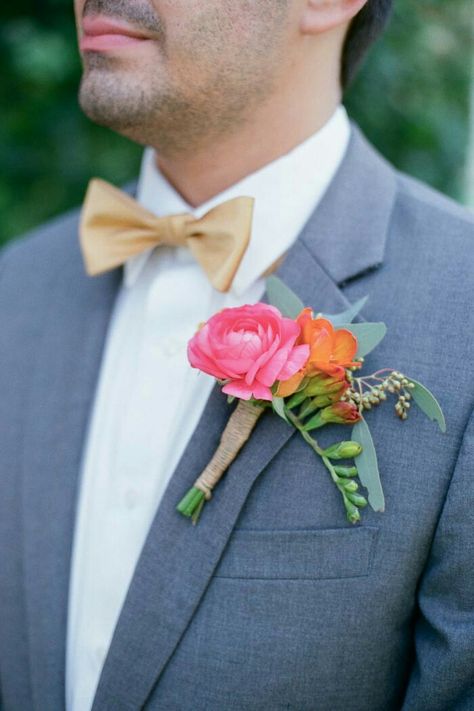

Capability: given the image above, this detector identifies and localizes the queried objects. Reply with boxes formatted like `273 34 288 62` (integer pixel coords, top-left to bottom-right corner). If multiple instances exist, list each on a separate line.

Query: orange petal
295 308 313 344
332 328 358 364
309 327 333 364
309 363 347 378
296 307 314 325
311 318 335 335
276 371 305 398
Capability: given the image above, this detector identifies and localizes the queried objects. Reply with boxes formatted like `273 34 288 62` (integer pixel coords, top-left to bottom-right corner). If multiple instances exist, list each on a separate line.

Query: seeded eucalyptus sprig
342 368 446 433
343 368 416 420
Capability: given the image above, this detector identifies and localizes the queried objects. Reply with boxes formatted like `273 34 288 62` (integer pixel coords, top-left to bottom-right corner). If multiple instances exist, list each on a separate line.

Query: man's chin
79 95 130 133
78 71 142 131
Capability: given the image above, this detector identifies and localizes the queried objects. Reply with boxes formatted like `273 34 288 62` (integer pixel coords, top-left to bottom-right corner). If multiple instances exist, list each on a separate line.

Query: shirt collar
125 105 351 294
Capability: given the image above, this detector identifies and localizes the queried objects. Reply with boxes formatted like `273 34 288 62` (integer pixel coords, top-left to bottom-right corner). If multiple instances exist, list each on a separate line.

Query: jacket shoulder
0 179 137 276
388 171 474 291
0 207 82 279
395 171 474 244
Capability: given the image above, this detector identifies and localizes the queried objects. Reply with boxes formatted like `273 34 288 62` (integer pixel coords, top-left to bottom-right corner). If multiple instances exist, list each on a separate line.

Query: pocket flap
214 526 379 580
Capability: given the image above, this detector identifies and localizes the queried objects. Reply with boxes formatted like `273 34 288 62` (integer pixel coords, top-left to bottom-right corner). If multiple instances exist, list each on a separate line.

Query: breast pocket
214 526 379 580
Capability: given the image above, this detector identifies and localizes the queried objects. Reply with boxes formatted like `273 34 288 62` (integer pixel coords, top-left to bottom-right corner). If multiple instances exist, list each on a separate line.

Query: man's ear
300 0 368 34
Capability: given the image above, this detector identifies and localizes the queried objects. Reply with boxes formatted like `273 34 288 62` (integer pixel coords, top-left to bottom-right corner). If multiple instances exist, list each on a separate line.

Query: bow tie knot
80 178 254 292
159 213 193 248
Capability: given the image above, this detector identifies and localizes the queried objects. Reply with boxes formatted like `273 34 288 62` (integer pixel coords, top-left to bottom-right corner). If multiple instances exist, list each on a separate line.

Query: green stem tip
177 487 206 519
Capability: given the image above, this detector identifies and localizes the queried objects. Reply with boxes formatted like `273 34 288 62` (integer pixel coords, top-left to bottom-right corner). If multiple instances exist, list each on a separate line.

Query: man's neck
155 74 341 208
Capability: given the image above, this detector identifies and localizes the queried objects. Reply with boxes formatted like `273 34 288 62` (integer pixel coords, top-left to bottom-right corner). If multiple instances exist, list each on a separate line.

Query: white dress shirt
65 106 350 711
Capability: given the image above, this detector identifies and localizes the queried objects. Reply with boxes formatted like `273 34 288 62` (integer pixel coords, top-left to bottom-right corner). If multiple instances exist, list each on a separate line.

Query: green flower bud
341 480 358 492
285 389 309 410
312 394 336 408
299 394 339 419
333 466 358 478
298 398 321 419
303 402 361 431
347 493 368 508
322 441 363 460
303 373 349 397
344 498 361 524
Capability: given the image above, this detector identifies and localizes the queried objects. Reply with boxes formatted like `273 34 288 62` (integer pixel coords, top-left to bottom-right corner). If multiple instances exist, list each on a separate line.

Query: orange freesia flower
304 401 362 430
277 309 359 397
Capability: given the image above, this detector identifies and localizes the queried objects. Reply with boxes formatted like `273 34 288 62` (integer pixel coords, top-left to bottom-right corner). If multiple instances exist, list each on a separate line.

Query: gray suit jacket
1 126 473 711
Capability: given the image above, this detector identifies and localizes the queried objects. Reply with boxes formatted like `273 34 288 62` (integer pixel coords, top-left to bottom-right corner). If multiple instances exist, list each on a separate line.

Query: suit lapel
92 127 397 709
21 248 120 710
294 124 396 288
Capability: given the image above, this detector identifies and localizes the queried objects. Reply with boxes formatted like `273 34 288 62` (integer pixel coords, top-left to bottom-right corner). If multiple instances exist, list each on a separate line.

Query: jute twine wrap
193 400 266 499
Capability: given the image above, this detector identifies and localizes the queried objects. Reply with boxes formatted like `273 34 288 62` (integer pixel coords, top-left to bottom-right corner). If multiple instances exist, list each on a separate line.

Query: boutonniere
177 277 446 524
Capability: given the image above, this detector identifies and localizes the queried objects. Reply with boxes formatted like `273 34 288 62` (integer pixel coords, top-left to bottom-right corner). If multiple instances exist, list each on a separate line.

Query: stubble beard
78 2 290 157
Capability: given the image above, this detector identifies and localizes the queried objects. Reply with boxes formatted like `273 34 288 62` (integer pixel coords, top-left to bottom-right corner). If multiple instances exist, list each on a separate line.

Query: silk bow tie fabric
80 178 254 293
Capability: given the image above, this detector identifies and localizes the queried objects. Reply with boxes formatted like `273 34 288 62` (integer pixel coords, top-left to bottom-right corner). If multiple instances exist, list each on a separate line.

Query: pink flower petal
187 302 297 395
256 346 289 386
277 344 310 381
245 334 281 385
250 381 273 401
187 340 229 380
279 316 300 343
222 379 254 400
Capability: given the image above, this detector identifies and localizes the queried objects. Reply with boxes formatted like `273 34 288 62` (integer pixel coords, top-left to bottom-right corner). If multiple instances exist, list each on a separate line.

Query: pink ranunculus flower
187 303 310 401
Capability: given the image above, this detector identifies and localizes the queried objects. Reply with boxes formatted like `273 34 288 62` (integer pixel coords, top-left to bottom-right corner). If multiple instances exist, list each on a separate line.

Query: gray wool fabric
0 126 473 711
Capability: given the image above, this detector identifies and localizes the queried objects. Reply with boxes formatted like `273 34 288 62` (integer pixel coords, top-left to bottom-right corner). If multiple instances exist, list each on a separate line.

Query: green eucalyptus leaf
322 296 369 326
341 322 387 357
272 396 290 424
408 379 446 433
351 418 385 513
266 276 304 319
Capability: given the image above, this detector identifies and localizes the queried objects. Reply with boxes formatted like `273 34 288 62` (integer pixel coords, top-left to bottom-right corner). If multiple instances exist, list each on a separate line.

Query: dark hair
341 0 394 88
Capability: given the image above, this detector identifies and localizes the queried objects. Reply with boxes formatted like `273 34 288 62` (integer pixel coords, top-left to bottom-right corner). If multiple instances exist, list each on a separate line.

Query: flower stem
177 400 265 523
285 407 363 524
285 409 325 456
176 487 205 519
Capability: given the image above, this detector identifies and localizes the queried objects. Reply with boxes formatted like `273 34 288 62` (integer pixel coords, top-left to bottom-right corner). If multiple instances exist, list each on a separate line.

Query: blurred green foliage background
1 0 472 246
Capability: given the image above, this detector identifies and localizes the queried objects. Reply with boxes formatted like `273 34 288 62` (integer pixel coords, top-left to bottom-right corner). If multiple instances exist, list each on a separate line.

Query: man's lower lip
80 34 149 51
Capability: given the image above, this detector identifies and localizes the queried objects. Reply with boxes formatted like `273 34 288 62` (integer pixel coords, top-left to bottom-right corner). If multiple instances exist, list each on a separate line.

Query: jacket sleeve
402 408 474 710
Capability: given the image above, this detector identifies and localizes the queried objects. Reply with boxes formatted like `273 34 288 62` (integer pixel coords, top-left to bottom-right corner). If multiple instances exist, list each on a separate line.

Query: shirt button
124 488 140 510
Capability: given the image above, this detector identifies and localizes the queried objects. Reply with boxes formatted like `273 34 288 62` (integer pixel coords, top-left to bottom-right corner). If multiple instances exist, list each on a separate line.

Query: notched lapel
92 126 398 710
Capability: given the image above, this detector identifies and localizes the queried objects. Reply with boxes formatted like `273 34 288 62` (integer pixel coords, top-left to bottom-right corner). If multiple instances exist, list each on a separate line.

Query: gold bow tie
80 178 255 292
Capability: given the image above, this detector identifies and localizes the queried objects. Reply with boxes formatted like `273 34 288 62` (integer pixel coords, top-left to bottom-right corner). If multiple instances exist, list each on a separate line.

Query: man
0 0 473 709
